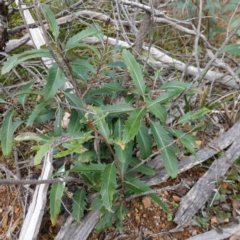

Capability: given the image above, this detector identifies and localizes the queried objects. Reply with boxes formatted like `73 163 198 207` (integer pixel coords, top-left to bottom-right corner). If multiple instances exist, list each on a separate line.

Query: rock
142 196 151 208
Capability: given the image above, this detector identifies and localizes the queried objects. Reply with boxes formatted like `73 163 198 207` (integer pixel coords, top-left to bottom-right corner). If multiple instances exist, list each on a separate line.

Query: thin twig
0 177 84 185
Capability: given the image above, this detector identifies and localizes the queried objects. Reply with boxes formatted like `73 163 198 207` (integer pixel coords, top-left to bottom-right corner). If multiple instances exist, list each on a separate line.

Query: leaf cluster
0 5 209 232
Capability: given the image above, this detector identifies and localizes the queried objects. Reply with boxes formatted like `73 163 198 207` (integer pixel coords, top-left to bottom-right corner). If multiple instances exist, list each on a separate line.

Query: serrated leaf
95 210 115 232
64 91 84 117
70 163 105 172
100 163 117 212
65 27 100 49
146 98 167 123
177 108 210 124
44 64 66 101
50 182 64 226
2 49 52 74
27 101 49 126
129 158 155 176
122 49 146 98
34 138 56 165
17 81 33 107
122 108 146 144
136 123 152 159
90 196 103 210
1 111 13 156
72 188 87 220
150 121 178 178
125 177 150 193
41 4 59 41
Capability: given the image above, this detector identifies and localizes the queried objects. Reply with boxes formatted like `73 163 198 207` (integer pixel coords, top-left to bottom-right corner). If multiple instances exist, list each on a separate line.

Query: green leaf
125 177 168 213
50 182 64 226
12 120 23 133
90 107 110 142
114 119 133 173
150 122 178 178
34 138 56 165
0 98 7 103
34 109 55 123
146 98 167 123
71 59 96 74
90 196 103 210
1 111 13 156
65 27 100 50
222 44 240 54
100 163 117 212
44 63 66 101
41 4 59 41
64 91 84 117
67 110 82 132
27 101 50 126
70 163 105 172
53 134 91 158
160 80 189 92
136 123 152 159
101 82 125 92
102 104 134 115
95 210 115 232
122 108 146 144
17 81 33 107
149 193 169 213
125 177 150 193
72 188 87 220
2 49 52 74
122 49 146 98
53 107 63 136
171 129 198 158
177 108 210 124
147 91 181 106
15 132 45 142
129 158 155 176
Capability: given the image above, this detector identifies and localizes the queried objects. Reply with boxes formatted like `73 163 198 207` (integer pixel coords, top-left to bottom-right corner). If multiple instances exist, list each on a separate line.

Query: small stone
153 202 159 208
191 230 197 236
142 196 152 209
173 195 181 202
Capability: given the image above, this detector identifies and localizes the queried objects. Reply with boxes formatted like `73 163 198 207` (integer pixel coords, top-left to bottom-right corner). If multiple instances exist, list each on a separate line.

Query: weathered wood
187 217 240 240
174 137 240 227
55 210 101 240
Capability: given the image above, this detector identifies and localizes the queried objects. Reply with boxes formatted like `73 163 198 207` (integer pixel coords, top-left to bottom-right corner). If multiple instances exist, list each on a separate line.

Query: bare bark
55 210 101 240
